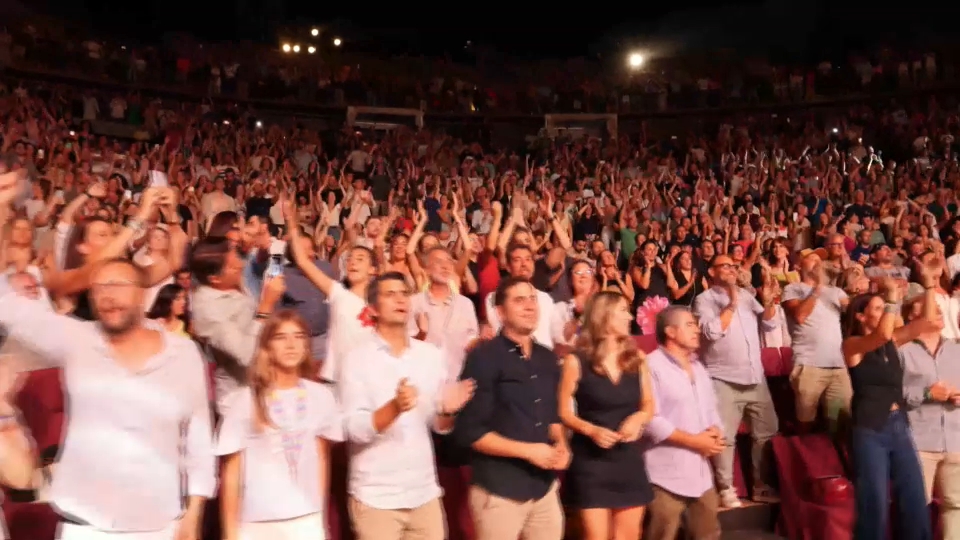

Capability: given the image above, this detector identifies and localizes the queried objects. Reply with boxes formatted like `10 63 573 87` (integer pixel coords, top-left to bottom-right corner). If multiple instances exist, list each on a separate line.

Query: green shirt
620 227 639 259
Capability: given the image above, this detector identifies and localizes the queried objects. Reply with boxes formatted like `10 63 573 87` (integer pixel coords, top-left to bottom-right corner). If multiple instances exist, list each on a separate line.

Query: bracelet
255 312 271 320
883 303 898 314
924 387 933 401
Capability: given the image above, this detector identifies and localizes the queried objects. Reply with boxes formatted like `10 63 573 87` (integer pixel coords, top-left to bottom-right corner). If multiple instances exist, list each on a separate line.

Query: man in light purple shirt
644 306 724 540
693 255 779 508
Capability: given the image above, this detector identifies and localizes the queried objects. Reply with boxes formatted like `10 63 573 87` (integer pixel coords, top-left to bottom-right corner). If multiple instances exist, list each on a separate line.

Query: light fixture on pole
282 43 291 53
307 46 316 54
311 28 319 37
292 44 301 53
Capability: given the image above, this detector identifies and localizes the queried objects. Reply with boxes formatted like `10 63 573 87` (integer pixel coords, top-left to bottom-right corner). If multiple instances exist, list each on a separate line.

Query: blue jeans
852 409 931 540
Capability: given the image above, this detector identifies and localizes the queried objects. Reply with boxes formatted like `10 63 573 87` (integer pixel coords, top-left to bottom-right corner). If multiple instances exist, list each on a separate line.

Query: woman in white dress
216 310 343 540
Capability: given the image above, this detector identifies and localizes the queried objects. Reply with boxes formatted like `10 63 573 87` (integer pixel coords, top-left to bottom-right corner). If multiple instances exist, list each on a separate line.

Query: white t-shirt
346 151 371 173
214 381 342 523
319 282 373 384
484 289 557 349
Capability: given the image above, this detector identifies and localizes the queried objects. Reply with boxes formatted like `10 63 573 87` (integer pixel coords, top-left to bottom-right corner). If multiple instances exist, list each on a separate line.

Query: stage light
311 28 319 37
308 46 316 54
282 43 291 53
333 38 342 47
628 53 644 69
292 44 301 53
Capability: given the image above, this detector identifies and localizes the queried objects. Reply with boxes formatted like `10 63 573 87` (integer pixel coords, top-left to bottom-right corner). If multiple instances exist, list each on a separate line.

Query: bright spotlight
255 120 263 128
307 46 316 54
282 43 291 53
628 53 644 69
311 28 319 37
333 38 342 47
292 44 301 53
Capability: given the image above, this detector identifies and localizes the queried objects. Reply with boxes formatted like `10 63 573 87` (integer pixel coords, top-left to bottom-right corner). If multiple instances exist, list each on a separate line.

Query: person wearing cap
900 262 960 538
864 243 910 288
782 248 851 433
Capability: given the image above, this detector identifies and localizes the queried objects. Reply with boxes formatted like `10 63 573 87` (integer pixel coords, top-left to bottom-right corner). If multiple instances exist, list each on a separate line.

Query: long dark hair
206 211 239 239
842 293 878 338
146 283 186 320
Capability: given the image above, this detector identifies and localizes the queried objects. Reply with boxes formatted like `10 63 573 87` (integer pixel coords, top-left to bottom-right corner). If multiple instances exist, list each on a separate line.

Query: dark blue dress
564 354 654 509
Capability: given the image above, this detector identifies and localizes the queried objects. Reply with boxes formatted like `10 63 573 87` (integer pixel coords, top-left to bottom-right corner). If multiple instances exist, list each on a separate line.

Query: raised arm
283 198 334 296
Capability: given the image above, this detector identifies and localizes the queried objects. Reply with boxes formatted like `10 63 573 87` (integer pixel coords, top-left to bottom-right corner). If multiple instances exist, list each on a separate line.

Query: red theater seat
3 502 59 540
634 334 658 354
438 466 474 540
760 348 785 377
15 369 65 458
771 434 854 540
764 348 800 434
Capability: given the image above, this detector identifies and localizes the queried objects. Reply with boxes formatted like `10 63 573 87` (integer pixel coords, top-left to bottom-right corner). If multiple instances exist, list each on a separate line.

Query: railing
7 61 960 148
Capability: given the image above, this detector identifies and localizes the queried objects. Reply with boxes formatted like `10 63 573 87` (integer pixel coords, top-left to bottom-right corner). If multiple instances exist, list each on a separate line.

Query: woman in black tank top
841 276 938 540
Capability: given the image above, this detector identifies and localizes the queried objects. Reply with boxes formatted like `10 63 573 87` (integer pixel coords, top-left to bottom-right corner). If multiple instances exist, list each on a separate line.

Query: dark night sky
23 0 960 61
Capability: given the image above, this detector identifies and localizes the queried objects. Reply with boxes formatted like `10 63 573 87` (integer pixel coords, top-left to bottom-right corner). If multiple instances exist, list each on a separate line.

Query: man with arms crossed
455 276 569 540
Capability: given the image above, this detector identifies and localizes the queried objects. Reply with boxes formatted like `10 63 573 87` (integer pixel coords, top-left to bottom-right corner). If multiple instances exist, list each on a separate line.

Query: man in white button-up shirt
0 256 216 540
484 243 560 349
340 271 475 540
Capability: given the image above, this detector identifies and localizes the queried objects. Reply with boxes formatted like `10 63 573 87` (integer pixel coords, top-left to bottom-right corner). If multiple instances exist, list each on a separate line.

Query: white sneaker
719 487 743 508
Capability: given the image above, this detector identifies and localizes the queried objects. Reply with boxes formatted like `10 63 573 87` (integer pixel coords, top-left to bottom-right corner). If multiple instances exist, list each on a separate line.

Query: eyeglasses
712 263 736 271
573 269 595 276
90 280 139 293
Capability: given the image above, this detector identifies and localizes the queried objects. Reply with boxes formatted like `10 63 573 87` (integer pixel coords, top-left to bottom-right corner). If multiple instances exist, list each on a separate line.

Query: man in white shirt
0 257 215 540
340 271 474 540
484 243 560 348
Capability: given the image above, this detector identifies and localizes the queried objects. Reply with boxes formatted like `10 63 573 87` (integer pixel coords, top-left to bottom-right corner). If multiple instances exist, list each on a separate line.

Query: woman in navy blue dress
559 290 655 540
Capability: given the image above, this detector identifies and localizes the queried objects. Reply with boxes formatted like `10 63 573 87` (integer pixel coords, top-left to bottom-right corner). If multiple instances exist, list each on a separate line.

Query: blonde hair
575 291 644 375
248 310 315 431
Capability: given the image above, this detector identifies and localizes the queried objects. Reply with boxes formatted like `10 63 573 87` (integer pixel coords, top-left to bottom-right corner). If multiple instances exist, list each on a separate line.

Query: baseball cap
799 247 828 261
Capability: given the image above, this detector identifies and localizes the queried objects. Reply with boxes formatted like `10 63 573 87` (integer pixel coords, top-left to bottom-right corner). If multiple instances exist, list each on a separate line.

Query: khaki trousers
645 486 721 540
789 365 852 424
348 496 445 540
712 379 779 491
919 451 960 540
468 482 564 540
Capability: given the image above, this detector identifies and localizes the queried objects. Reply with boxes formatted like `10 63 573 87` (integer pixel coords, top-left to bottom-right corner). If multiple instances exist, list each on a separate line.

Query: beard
98 309 141 336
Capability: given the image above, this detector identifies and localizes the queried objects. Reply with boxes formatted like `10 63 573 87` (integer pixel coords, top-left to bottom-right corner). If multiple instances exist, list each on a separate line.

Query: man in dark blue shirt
453 276 568 540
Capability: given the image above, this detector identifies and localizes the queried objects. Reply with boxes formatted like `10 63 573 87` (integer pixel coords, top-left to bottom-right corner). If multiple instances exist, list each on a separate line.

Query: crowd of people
0 48 960 540
3 21 958 115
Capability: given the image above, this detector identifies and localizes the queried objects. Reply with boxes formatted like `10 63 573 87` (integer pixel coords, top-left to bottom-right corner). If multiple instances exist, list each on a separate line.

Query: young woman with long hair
216 310 342 540
841 268 941 540
558 291 655 540
146 283 189 336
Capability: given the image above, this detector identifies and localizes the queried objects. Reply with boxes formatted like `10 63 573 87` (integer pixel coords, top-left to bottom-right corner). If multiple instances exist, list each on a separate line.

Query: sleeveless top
848 340 904 431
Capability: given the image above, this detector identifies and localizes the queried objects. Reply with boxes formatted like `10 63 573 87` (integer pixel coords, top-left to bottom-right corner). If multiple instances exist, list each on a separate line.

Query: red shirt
476 249 501 324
